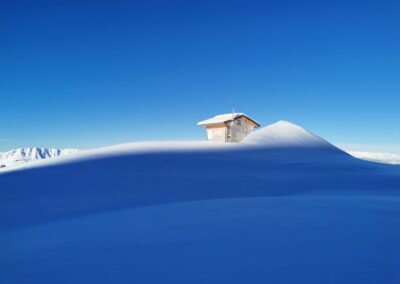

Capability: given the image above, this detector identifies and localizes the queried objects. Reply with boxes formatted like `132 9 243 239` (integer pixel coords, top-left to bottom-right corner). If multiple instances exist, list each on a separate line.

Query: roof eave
236 115 261 127
197 121 227 127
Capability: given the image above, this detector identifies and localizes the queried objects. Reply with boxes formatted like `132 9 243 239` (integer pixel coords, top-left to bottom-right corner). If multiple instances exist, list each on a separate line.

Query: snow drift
0 121 399 284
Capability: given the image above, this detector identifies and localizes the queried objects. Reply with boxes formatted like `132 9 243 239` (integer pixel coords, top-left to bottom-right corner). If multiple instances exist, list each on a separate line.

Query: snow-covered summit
0 147 78 168
242 120 335 149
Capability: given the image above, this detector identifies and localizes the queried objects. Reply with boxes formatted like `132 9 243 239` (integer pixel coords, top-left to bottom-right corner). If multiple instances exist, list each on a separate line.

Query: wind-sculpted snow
1 123 400 284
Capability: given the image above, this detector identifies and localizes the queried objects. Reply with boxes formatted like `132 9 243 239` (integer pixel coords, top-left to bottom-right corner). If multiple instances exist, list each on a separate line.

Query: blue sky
1 0 399 152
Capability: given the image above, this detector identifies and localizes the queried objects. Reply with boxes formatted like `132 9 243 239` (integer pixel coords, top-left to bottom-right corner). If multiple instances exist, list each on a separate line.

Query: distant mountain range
348 151 400 165
0 148 78 168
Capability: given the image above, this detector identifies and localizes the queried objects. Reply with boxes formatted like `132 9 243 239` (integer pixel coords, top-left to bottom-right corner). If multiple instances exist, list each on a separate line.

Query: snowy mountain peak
0 147 78 168
242 120 335 149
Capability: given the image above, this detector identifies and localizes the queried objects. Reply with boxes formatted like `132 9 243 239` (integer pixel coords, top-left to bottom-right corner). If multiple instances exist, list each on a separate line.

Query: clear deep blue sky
1 0 399 152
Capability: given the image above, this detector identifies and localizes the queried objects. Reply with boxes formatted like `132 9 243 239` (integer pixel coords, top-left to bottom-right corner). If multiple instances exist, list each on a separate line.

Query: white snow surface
0 147 78 168
1 121 400 284
243 120 334 148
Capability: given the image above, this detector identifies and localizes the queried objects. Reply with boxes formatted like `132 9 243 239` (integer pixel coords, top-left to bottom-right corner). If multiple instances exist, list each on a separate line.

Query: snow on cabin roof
197 113 260 127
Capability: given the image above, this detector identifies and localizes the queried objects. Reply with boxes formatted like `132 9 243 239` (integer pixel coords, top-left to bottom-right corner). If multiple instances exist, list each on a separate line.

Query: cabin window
237 120 242 126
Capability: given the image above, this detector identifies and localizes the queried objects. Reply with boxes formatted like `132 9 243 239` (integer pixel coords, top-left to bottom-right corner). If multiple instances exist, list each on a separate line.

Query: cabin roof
197 113 260 127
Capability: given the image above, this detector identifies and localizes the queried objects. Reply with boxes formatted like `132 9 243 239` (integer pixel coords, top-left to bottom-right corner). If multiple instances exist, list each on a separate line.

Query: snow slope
1 121 399 284
243 120 334 148
0 147 77 168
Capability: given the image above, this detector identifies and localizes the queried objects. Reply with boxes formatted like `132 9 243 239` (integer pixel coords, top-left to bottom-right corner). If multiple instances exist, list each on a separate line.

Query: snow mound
242 120 335 149
1 128 400 283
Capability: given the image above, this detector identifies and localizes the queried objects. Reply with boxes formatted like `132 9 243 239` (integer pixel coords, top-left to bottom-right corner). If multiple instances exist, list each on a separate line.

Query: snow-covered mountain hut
197 112 260 142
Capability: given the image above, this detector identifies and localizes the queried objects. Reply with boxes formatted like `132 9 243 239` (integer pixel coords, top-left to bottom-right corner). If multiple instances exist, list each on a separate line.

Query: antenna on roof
229 108 236 142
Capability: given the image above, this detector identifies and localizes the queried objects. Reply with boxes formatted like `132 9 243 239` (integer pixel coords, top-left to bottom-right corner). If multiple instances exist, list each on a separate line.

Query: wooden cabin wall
227 117 256 142
206 125 226 142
